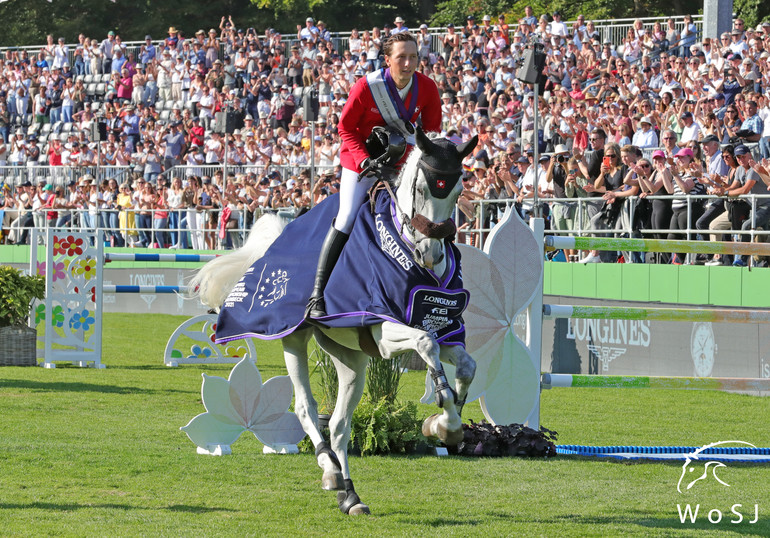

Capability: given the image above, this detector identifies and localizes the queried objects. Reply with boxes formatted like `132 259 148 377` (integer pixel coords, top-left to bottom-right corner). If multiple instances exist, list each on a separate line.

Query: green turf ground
1 313 768 536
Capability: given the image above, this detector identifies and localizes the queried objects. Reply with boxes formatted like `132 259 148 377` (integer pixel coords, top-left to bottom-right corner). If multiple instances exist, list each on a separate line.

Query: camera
556 154 566 163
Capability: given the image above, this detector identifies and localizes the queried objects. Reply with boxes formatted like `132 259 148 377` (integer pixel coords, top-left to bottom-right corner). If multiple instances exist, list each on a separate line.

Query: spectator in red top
189 117 204 147
117 69 133 103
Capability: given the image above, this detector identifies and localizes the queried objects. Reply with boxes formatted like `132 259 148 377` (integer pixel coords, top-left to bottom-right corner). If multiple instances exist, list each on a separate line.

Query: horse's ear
415 127 433 154
456 135 478 159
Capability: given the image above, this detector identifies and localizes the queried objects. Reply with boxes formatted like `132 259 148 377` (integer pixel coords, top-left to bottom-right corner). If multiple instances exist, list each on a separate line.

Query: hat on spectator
482 15 491 21
466 15 475 20
446 23 454 28
714 93 725 101
516 156 529 163
639 116 653 125
731 29 742 35
269 178 281 187
43 183 53 191
306 17 314 23
145 35 152 40
651 150 666 160
259 133 268 140
729 53 742 61
538 154 550 162
734 145 751 156
108 31 115 36
420 23 428 29
473 160 487 169
680 111 693 119
191 117 200 122
701 134 720 145
168 26 178 33
674 148 694 159
67 180 76 187
554 144 569 154
394 16 405 23
244 114 254 121
258 111 268 119
286 179 297 189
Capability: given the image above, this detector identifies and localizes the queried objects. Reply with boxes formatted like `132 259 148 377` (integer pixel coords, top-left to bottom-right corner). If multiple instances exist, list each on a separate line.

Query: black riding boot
305 225 349 320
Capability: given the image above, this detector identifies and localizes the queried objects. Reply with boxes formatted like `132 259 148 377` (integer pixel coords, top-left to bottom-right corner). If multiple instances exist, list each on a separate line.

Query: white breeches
333 167 378 234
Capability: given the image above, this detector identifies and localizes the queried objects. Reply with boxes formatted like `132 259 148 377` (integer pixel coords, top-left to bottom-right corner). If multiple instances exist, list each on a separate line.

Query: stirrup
304 296 330 328
305 295 326 318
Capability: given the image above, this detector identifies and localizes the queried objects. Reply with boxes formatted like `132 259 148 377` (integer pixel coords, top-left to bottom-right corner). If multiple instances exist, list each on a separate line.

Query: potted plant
0 265 45 366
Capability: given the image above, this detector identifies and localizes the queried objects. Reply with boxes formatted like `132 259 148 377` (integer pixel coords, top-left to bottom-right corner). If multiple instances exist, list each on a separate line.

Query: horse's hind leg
314 332 370 515
283 330 344 491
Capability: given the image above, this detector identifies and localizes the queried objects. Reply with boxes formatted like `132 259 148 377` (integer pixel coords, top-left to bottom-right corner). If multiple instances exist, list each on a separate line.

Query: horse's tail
189 212 291 309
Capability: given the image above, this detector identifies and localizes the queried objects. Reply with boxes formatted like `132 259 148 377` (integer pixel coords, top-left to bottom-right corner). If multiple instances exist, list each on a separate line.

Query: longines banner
540 296 770 382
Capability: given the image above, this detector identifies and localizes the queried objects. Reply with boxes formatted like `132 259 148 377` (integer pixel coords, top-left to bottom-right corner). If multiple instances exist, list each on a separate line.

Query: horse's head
396 129 477 271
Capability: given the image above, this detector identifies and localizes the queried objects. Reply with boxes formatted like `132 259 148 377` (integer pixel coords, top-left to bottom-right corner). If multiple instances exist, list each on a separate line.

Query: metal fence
4 191 769 261
457 192 770 257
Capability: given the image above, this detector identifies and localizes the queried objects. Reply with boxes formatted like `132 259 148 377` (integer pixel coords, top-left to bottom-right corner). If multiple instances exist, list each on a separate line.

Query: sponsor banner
539 296 767 381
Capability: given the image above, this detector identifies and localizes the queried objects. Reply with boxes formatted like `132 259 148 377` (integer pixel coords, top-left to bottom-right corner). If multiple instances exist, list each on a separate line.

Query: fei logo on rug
676 440 760 525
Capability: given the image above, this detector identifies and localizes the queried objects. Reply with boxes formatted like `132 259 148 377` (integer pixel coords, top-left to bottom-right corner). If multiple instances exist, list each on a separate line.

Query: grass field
1 313 769 537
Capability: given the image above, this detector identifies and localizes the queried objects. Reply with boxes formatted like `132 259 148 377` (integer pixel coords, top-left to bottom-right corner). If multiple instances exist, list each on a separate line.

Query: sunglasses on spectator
568 168 579 174
606 153 617 158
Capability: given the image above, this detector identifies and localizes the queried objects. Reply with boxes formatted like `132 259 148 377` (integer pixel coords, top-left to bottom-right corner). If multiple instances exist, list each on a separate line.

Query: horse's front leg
373 322 463 445
438 344 476 417
283 330 343 491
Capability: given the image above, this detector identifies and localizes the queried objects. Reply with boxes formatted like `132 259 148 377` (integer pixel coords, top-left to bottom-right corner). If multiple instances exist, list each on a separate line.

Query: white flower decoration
181 358 306 451
423 207 543 425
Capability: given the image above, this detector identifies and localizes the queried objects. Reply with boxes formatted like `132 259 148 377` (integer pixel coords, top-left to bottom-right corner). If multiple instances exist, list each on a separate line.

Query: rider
305 32 442 320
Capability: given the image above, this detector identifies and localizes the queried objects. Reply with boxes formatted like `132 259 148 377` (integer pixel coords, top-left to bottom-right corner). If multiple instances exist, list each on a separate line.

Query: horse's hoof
422 413 439 438
422 414 463 446
349 503 371 515
337 490 370 515
437 422 464 446
322 471 345 491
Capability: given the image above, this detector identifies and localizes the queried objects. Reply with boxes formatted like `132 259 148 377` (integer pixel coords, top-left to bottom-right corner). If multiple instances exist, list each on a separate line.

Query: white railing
456 192 770 257
5 191 769 259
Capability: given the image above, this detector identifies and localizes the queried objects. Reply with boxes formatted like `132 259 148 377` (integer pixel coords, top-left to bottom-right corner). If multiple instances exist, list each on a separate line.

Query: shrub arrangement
452 420 558 458
0 265 45 327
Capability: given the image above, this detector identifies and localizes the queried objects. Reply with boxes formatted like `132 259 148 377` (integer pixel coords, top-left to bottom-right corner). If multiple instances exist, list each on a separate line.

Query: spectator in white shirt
678 111 701 145
631 116 659 148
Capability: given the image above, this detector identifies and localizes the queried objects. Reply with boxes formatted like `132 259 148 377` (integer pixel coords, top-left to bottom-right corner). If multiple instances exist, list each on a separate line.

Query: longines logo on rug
676 441 759 525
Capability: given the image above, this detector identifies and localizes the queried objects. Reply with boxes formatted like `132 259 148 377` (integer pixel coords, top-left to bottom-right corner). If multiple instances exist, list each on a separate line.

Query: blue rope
556 445 770 463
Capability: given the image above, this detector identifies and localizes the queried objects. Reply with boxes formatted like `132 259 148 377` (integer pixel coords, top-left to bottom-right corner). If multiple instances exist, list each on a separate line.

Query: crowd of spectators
0 11 769 264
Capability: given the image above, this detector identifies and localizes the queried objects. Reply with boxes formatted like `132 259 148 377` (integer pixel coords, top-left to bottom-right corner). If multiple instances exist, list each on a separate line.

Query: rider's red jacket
338 70 441 173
